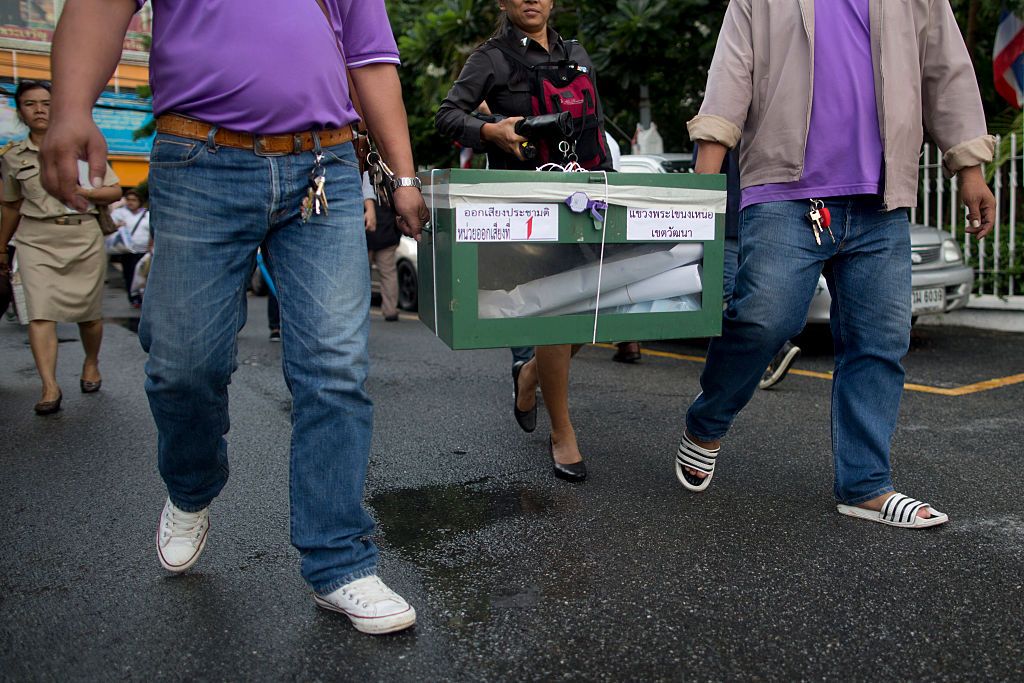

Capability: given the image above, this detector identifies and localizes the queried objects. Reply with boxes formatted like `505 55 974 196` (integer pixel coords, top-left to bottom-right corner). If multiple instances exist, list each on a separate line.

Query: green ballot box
418 168 726 350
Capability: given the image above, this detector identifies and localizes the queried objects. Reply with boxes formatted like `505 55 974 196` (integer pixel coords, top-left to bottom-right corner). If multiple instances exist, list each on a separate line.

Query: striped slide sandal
675 431 719 492
836 493 949 529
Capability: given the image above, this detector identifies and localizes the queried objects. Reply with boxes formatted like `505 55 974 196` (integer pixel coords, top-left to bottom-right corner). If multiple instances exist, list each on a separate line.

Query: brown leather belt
156 113 355 156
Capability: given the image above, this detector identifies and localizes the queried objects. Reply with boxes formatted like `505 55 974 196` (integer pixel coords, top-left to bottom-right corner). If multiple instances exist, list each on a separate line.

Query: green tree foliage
952 0 1024 118
393 0 726 167
391 0 502 166
389 1 1018 167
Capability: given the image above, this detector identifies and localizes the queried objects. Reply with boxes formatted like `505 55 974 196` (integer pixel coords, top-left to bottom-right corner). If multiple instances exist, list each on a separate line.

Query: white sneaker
314 575 416 635
156 498 210 573
758 341 801 390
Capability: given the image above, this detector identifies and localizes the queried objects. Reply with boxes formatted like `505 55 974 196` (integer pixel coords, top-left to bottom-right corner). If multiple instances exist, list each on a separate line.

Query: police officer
0 80 121 414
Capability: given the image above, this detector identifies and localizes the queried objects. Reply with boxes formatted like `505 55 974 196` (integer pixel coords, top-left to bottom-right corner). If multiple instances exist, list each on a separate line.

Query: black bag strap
486 38 536 70
485 36 579 72
129 209 148 238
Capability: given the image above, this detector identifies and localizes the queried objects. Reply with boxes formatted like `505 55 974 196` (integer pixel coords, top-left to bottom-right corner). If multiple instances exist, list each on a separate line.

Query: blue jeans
139 132 377 593
686 197 911 504
722 237 739 305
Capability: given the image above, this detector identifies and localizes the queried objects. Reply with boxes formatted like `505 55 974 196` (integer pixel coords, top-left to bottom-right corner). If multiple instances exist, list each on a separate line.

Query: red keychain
808 199 835 244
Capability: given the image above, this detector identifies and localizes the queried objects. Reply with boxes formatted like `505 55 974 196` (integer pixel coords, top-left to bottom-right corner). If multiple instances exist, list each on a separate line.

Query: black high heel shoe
34 391 62 416
80 378 102 393
549 437 587 482
511 360 537 433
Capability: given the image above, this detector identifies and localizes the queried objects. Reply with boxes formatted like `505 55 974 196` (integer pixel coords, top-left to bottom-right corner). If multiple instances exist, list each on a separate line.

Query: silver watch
392 176 422 190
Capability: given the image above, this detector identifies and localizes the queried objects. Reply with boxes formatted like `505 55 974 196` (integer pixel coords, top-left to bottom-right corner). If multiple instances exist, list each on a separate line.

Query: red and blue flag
994 6 1024 109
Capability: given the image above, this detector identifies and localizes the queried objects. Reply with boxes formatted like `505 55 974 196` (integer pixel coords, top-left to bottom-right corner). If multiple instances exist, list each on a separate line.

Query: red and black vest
485 37 611 171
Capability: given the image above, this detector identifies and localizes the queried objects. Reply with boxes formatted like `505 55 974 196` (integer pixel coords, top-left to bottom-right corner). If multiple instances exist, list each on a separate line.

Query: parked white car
805 225 972 323
619 156 974 321
619 154 675 174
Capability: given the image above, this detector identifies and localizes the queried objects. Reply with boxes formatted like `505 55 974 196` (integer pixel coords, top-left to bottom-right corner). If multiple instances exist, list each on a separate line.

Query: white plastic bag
10 253 28 325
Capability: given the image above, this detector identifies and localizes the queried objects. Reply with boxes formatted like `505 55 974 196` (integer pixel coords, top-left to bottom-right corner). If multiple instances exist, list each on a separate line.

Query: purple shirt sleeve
338 0 400 68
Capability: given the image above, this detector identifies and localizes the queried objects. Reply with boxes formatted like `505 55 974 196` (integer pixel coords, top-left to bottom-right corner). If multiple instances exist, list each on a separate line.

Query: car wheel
397 259 417 311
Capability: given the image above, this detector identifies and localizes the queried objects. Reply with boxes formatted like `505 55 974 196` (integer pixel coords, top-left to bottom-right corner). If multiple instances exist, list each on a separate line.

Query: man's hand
392 187 428 241
41 114 109 212
481 117 527 160
0 252 9 277
959 165 995 240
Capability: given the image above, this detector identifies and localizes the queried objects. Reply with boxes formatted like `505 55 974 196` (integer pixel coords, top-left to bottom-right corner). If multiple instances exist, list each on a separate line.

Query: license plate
911 286 945 314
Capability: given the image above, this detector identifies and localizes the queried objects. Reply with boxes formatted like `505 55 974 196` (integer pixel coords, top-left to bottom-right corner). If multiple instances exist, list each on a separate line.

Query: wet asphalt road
1 282 1023 682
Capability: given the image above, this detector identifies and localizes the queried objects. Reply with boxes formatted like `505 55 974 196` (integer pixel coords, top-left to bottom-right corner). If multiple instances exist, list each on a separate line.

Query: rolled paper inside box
549 265 702 315
606 294 702 314
478 243 704 319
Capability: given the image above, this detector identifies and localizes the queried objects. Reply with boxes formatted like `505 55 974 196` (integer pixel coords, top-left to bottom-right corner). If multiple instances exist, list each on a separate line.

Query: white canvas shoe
314 575 416 635
156 498 210 573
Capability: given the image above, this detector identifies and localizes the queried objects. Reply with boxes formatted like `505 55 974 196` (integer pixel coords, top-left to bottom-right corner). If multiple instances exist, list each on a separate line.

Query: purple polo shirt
135 0 400 134
741 0 883 209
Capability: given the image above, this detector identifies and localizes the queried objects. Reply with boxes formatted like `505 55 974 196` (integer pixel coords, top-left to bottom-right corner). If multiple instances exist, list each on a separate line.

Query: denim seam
267 156 279 232
830 209 851 493
839 484 894 506
313 562 378 596
684 414 728 443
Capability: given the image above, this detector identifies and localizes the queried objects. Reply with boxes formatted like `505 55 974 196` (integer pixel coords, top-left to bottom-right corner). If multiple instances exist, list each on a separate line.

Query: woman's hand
75 183 121 206
0 251 9 277
364 200 377 233
482 117 528 160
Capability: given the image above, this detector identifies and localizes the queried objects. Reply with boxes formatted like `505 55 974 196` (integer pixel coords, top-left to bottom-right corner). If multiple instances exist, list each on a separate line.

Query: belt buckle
253 133 305 157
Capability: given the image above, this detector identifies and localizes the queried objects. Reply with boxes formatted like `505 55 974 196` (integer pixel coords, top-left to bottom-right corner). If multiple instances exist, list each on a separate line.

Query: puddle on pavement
106 316 140 334
369 478 553 555
369 479 560 629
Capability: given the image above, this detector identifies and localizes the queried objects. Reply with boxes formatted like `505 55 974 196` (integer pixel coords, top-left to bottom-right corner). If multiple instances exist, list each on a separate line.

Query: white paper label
626 207 716 241
455 203 560 242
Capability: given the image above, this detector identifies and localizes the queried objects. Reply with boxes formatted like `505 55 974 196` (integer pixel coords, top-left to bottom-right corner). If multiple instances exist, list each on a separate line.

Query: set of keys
300 153 328 222
807 199 834 245
368 151 397 208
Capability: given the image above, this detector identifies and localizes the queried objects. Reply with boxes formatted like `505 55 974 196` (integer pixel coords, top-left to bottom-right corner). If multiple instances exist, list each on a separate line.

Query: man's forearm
350 64 416 177
694 141 728 175
50 0 137 118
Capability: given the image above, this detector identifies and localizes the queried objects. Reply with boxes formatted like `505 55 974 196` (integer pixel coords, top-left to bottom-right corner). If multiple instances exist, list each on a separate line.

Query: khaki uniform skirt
14 216 106 323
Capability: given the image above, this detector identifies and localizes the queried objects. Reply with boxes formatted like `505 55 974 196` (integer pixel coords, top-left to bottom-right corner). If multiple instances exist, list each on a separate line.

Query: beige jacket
687 0 995 210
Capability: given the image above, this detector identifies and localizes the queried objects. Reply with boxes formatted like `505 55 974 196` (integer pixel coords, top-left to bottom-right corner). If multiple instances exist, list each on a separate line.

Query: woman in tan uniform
0 81 121 415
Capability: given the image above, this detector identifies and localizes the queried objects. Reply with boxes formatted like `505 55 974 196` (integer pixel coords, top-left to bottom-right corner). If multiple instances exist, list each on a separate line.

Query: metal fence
912 134 1022 310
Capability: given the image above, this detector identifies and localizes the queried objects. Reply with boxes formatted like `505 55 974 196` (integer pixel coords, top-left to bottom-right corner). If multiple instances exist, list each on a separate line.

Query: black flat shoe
34 391 62 416
612 342 642 364
80 378 102 393
511 360 537 433
549 437 587 482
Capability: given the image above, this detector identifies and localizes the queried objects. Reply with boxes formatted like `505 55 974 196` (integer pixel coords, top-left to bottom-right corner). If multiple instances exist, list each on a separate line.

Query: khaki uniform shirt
687 0 994 210
1 138 119 219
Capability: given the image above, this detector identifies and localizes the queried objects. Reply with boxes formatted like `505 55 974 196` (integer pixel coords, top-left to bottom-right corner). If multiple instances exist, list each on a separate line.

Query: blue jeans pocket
150 135 207 168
